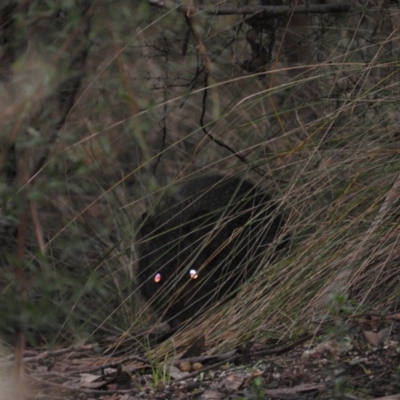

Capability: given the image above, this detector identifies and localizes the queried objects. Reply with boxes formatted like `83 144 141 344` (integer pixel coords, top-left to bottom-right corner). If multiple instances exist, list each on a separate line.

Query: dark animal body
137 175 285 328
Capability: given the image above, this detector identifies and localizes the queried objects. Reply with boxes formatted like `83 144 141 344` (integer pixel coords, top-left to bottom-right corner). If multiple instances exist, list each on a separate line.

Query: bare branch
148 1 351 16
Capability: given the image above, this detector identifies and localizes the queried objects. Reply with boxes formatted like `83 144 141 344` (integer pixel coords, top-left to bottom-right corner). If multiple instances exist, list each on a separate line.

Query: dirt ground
3 316 400 400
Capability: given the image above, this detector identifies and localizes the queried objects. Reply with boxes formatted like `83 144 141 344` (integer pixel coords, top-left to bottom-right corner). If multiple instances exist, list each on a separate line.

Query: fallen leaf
363 330 380 347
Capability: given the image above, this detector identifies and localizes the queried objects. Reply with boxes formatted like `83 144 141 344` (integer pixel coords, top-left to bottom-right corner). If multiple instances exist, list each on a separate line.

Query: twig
171 350 236 366
28 374 134 395
1 345 94 367
199 72 266 177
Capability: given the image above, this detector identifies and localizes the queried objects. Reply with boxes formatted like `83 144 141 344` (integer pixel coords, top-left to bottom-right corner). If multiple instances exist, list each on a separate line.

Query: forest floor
4 318 400 400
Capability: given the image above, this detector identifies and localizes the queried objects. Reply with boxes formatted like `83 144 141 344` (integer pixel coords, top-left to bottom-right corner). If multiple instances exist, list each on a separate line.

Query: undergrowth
0 1 399 362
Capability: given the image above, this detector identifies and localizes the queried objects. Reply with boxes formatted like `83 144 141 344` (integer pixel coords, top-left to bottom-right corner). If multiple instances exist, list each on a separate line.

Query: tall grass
0 1 399 356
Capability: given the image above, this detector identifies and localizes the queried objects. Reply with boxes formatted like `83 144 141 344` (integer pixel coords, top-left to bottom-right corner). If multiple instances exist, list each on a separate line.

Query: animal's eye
154 272 162 283
189 269 198 280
